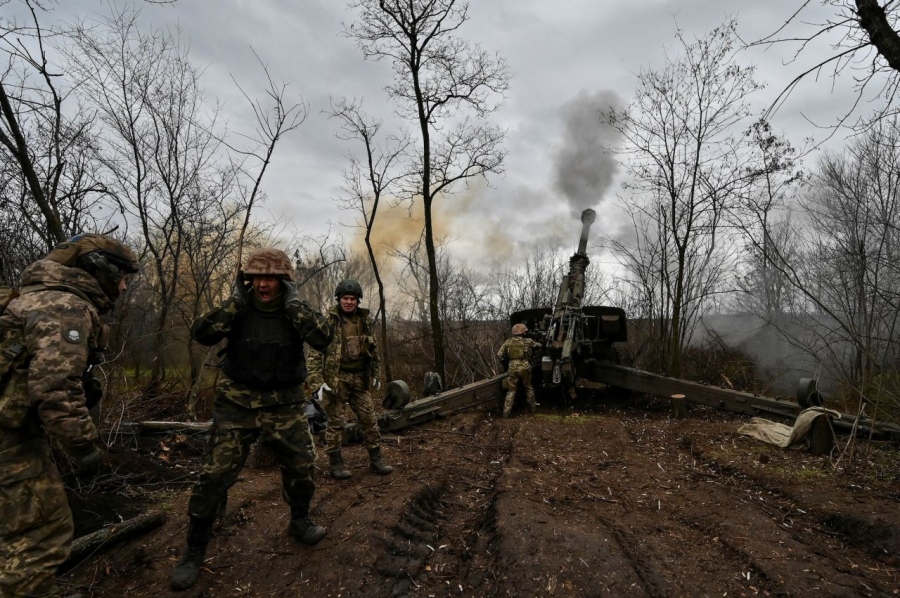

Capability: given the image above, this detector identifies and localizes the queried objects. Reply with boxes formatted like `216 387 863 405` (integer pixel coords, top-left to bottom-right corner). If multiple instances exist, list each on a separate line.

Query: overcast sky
33 0 866 272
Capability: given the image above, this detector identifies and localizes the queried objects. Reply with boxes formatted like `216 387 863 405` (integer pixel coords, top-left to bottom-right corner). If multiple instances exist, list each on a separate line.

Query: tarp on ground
738 407 841 449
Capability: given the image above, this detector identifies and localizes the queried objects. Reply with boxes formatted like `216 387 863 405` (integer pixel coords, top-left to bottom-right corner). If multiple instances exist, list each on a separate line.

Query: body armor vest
222 308 306 390
507 337 529 361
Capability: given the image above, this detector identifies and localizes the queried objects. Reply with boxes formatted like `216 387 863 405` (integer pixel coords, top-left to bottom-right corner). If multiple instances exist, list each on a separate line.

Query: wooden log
66 511 167 564
808 416 835 456
671 394 686 419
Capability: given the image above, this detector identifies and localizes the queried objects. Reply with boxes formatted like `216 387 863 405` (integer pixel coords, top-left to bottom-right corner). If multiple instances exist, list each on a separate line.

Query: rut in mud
60 395 899 597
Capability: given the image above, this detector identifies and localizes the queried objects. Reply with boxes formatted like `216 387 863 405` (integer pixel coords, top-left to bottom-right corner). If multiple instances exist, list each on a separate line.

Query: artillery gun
362 209 900 446
509 208 627 399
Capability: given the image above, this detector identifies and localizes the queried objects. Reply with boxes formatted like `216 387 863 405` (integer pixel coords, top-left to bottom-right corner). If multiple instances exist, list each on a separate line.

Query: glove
371 377 382 391
70 442 105 479
282 279 300 307
82 372 103 409
230 271 251 307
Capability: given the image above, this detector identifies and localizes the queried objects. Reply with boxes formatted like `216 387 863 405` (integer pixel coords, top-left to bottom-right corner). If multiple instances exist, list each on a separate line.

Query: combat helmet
242 248 296 281
334 279 363 300
47 234 140 301
511 323 528 336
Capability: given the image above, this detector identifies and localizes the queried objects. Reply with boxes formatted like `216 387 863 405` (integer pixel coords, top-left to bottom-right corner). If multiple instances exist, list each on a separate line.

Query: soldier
170 248 334 591
497 323 541 418
306 279 393 480
0 234 139 598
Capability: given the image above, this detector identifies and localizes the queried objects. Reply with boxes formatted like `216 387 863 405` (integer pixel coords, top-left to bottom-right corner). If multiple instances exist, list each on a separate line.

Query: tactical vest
222 307 307 390
507 337 530 361
339 314 369 374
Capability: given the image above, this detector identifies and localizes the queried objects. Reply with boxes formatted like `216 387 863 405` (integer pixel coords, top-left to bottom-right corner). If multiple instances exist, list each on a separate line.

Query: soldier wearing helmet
0 234 139 597
497 322 541 418
171 247 334 591
306 278 393 479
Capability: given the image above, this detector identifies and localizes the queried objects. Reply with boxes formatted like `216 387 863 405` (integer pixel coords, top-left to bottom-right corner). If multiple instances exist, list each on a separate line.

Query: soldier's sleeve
286 300 334 351
305 345 325 390
497 339 509 359
190 298 243 346
24 301 99 448
367 315 382 381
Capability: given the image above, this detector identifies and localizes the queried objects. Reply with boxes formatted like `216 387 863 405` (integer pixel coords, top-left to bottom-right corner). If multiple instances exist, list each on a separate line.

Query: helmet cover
242 248 296 281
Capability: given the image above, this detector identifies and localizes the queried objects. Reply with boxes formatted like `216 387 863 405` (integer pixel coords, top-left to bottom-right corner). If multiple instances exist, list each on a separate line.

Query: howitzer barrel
577 209 596 255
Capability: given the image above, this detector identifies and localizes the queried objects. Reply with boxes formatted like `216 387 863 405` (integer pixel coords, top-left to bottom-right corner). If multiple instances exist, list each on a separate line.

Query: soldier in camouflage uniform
497 323 541 418
0 234 139 598
170 248 333 592
306 279 393 480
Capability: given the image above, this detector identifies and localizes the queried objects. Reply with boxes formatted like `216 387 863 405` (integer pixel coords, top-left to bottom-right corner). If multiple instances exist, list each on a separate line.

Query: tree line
3 0 900 426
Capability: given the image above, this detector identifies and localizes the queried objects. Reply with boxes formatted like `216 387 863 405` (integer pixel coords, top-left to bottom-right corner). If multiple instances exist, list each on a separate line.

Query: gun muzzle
577 209 596 255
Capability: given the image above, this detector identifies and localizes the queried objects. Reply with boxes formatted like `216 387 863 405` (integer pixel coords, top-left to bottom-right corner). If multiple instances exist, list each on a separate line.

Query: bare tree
0 0 110 270
328 97 408 382
228 48 309 267
344 0 510 384
64 7 228 391
604 21 763 376
756 0 900 128
732 120 805 320
806 122 900 384
292 234 350 313
739 116 900 427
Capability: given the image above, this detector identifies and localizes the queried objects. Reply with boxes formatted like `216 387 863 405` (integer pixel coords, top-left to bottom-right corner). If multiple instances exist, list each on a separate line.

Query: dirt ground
58 392 900 598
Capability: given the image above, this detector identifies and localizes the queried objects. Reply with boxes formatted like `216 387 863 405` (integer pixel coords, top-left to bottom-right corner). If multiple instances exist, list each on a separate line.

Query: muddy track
610 414 898 597
59 403 899 597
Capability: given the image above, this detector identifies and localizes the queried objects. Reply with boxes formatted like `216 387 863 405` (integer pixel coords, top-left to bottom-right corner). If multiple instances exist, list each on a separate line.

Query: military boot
328 450 351 480
368 446 394 475
170 516 214 591
288 505 326 545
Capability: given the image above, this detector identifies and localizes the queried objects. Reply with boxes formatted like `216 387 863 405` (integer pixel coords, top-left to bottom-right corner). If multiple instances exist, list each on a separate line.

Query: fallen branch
108 421 214 435
141 421 212 433
66 511 167 565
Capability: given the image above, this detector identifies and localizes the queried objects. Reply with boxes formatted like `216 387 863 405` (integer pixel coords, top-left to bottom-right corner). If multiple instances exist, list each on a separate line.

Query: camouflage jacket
0 260 109 482
305 305 381 391
498 336 540 365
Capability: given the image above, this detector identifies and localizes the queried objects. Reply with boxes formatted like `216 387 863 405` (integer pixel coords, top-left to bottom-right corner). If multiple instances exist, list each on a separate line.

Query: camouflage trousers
504 360 536 417
322 371 381 453
0 444 73 598
188 392 317 521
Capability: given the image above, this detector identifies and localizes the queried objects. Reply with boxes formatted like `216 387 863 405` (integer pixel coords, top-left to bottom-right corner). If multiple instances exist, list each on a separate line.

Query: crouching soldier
170 248 333 591
306 279 393 480
0 234 139 597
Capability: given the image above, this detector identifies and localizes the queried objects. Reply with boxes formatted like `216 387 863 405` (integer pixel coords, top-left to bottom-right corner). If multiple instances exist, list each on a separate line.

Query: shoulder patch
59 317 89 351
